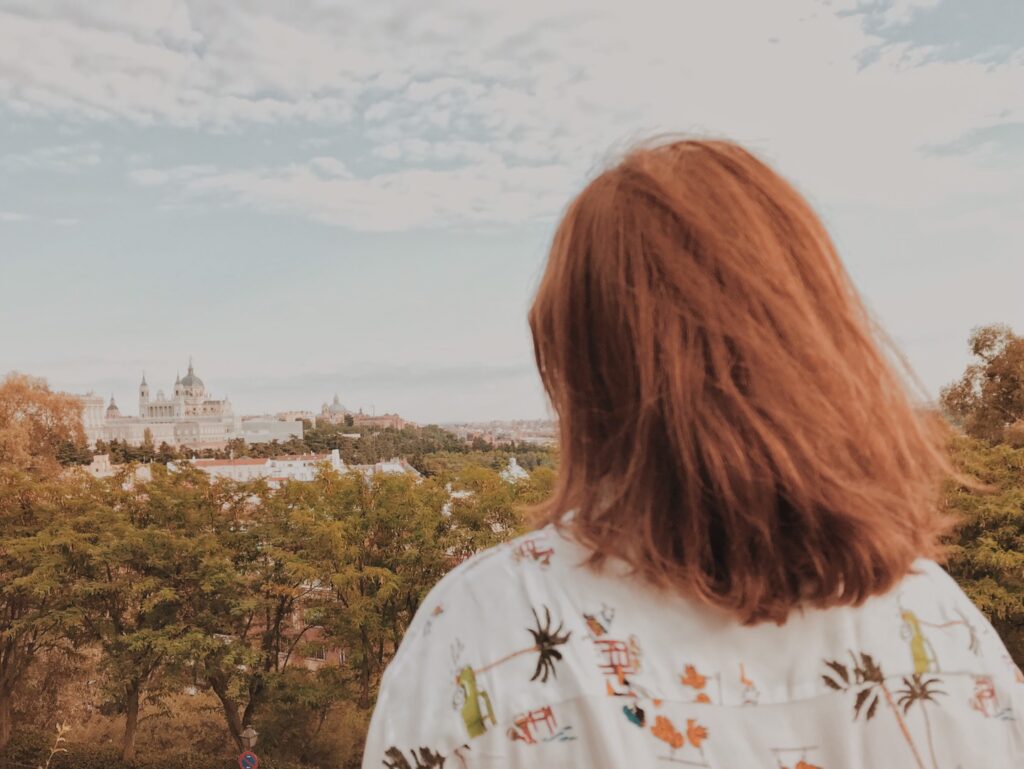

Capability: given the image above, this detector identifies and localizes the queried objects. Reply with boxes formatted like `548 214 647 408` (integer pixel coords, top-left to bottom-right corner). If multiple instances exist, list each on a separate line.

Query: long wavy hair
529 139 952 623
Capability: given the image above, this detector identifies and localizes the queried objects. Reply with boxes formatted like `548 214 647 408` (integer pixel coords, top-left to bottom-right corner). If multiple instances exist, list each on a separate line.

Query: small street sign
238 750 260 769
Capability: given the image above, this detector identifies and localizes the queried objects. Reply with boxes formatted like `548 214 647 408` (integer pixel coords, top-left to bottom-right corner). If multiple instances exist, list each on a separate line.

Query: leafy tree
943 436 1024 664
256 666 353 766
288 471 453 707
0 374 85 747
156 441 179 464
138 429 156 463
442 465 524 560
55 439 92 467
182 474 323 751
58 467 214 760
941 325 1024 444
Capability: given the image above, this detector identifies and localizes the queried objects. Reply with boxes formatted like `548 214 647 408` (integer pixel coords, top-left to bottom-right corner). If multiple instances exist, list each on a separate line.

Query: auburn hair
529 139 953 624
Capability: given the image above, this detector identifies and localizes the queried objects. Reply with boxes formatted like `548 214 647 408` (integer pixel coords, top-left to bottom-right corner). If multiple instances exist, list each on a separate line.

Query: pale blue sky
0 0 1021 423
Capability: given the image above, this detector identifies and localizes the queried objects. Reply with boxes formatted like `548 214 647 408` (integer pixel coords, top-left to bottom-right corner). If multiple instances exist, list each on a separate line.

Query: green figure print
457 666 496 738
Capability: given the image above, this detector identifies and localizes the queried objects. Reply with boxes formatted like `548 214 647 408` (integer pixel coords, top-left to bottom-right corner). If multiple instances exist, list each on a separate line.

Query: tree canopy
940 324 1024 445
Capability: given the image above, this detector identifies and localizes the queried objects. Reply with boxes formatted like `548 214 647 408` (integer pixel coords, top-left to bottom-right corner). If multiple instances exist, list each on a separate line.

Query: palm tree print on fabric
897 674 947 769
822 653 928 769
472 605 572 682
382 744 466 768
454 605 572 739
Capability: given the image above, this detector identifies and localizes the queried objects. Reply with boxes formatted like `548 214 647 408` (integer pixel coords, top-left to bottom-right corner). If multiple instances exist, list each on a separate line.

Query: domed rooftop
180 360 204 389
106 396 121 416
327 392 348 413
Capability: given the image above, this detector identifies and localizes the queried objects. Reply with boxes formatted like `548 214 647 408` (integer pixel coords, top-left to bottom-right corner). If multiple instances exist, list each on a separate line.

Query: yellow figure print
901 611 939 674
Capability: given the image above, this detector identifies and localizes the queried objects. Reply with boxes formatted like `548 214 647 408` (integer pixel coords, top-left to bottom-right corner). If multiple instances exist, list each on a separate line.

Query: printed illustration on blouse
382 744 469 769
582 604 646 697
739 663 761 705
898 600 981 674
511 532 556 569
677 662 756 706
770 746 823 769
968 675 1013 720
421 603 445 639
651 715 711 766
679 664 719 704
451 605 572 739
507 705 576 744
823 652 948 769
581 603 712 765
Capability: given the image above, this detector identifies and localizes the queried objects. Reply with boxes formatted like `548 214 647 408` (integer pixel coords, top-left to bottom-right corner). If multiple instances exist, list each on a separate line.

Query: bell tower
138 372 150 415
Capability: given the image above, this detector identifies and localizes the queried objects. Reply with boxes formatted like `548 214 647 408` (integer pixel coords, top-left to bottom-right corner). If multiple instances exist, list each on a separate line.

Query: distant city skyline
46 357 542 425
2 1 1022 423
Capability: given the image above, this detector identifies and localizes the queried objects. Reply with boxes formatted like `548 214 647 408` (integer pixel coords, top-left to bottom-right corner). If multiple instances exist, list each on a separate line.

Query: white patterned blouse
363 524 1024 769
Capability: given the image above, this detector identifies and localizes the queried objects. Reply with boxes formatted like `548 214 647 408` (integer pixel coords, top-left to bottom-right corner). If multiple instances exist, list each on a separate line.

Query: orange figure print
740 662 760 705
594 634 642 695
771 746 823 769
685 719 708 749
679 663 716 704
507 705 574 744
651 716 684 750
680 665 706 690
650 715 711 766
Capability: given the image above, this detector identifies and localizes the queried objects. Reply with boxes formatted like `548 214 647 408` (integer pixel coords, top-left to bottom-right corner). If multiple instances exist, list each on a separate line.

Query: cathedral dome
180 361 204 389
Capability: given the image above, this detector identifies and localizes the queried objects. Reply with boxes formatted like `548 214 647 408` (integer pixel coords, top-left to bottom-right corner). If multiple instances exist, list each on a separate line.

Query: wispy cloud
0 209 79 225
88 0 1023 230
128 164 217 186
0 141 101 172
129 157 574 230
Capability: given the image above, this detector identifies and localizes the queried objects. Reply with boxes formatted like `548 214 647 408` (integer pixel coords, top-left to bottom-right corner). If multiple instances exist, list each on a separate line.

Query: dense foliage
943 436 1024 663
938 326 1024 663
0 374 548 769
91 422 546 478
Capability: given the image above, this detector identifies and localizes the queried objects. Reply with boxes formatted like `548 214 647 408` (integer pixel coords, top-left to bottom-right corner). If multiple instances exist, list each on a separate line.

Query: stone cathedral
78 360 242 449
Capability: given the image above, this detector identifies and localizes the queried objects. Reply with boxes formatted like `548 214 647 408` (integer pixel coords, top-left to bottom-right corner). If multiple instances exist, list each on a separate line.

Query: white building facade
76 361 242 449
187 450 420 487
188 449 348 485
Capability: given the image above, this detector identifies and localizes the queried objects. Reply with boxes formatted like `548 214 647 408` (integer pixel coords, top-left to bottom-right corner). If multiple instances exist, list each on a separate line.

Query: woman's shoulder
389 524 582 670
364 525 591 768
